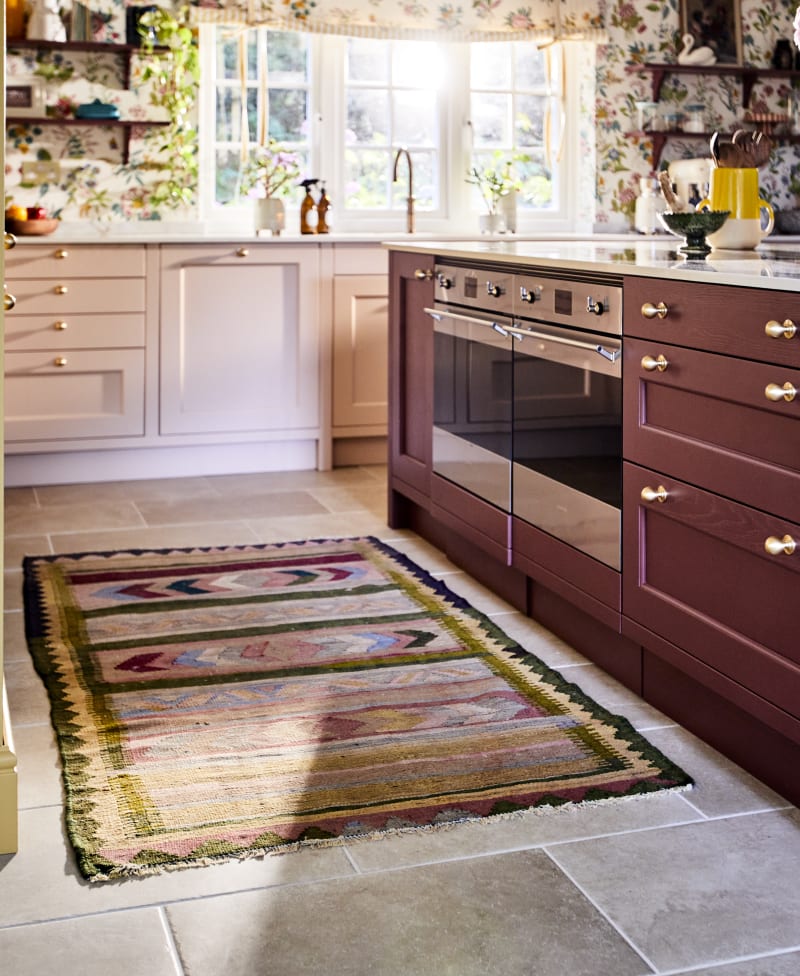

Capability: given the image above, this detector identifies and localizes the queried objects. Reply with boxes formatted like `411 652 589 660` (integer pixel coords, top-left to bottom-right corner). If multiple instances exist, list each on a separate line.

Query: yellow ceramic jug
697 167 774 249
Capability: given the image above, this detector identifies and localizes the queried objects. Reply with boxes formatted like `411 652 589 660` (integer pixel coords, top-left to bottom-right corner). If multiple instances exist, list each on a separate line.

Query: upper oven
509 273 622 570
427 264 514 512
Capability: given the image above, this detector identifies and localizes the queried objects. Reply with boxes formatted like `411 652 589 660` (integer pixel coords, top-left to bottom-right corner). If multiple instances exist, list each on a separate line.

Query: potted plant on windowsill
465 150 527 234
240 139 301 236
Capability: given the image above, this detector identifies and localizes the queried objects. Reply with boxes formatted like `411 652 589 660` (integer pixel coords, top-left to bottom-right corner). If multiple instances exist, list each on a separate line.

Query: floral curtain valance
189 0 606 43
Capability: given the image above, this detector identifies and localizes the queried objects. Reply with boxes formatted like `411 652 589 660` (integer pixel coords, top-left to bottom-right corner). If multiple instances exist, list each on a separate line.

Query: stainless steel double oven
426 262 623 570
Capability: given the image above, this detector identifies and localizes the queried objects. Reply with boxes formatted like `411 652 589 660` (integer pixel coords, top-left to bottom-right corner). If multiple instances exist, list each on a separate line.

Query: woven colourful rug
23 536 691 881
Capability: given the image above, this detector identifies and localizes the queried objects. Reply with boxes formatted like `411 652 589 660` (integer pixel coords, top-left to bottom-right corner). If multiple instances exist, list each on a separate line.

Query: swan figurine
677 33 717 66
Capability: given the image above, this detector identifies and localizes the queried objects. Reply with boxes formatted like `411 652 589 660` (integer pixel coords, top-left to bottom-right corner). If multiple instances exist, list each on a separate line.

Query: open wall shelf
627 63 800 110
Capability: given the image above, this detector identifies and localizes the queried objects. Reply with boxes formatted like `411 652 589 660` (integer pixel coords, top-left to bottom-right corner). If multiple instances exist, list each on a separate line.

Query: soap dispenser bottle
317 182 331 234
299 179 319 235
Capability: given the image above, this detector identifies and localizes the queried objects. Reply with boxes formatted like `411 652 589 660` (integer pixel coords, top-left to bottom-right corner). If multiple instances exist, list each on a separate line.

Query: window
199 27 581 232
344 38 443 212
469 42 561 211
207 27 312 206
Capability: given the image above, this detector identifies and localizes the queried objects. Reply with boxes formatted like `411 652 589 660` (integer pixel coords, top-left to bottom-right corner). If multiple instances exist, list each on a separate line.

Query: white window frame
198 27 585 235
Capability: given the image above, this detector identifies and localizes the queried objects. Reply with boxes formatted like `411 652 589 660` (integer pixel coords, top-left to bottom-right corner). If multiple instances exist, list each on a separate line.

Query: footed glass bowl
658 209 730 257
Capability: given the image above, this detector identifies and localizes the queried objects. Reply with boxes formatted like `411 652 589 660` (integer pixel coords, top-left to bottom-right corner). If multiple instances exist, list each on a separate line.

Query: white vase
255 197 285 236
500 190 518 234
479 212 506 235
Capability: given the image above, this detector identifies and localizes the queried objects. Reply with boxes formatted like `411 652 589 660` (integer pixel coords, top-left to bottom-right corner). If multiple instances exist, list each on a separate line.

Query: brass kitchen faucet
392 147 415 234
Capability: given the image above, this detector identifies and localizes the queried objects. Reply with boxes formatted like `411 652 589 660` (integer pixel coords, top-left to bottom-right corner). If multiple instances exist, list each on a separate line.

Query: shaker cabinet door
332 274 389 431
622 461 800 728
159 245 320 436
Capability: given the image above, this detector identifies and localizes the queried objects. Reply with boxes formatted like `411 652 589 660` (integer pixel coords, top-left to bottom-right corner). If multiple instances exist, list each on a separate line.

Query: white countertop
12 225 800 291
383 238 800 292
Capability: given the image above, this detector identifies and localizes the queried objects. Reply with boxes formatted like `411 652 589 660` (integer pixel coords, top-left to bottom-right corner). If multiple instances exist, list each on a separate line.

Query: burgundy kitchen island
386 238 800 806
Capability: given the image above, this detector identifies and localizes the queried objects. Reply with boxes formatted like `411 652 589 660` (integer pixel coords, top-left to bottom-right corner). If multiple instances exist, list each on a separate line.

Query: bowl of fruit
5 205 60 236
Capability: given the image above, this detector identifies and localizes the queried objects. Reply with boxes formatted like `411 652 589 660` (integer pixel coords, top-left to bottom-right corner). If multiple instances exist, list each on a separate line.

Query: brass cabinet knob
4 232 16 250
765 319 797 340
4 288 17 311
414 268 433 280
641 301 668 320
54 284 68 295
54 320 68 331
641 485 668 503
54 357 68 367
765 382 797 403
54 248 69 259
764 534 796 556
641 353 669 372
236 247 249 258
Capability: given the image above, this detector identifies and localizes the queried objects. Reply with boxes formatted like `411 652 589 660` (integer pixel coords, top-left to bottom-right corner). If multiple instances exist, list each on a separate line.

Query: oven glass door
509 322 622 569
429 306 513 512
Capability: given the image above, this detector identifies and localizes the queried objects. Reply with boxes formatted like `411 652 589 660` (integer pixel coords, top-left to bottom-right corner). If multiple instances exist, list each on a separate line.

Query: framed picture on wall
680 0 742 65
6 77 46 117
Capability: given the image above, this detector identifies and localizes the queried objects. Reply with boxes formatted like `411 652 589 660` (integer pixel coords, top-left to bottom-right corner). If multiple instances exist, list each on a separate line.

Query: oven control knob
486 281 504 298
586 296 604 315
436 273 454 289
519 286 539 304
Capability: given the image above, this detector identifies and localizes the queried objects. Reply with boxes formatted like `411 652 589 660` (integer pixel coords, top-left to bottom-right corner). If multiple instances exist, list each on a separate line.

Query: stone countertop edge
382 238 800 292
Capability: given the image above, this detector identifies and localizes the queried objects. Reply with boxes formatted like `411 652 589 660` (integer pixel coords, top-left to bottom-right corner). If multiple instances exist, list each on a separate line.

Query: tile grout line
651 945 800 976
158 905 188 976
541 845 662 974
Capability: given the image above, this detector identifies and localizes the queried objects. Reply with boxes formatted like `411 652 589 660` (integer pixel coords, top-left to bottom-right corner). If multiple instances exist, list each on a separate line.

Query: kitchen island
386 239 800 805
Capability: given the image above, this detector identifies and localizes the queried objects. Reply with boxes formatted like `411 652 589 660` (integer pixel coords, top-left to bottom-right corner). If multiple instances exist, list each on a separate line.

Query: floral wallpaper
4 0 195 224
6 0 800 228
594 0 800 227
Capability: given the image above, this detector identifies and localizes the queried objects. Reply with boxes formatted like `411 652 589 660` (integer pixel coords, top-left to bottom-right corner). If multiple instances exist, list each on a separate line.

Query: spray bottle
299 179 319 235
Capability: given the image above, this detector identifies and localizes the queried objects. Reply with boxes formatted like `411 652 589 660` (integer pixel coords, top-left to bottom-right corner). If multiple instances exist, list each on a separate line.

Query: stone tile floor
2 466 799 976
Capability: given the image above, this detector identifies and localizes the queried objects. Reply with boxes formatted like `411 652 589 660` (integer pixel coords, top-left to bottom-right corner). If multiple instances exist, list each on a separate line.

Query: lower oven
509 273 622 570
427 263 623 571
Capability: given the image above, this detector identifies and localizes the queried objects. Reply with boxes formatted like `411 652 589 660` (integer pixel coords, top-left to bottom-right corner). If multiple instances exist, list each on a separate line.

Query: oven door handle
506 325 621 362
424 307 517 338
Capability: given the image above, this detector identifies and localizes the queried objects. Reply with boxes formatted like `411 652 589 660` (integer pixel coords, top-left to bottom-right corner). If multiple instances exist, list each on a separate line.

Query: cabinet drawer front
6 244 146 279
5 313 145 350
5 349 145 441
624 276 800 367
10 278 145 315
624 337 800 523
333 246 389 276
622 461 800 720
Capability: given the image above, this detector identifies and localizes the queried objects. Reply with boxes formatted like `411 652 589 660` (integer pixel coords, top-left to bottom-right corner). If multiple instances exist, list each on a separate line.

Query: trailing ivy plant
137 6 200 211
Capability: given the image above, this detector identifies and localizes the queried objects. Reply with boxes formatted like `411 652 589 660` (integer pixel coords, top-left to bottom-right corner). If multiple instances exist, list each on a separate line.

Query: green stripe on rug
22 536 692 882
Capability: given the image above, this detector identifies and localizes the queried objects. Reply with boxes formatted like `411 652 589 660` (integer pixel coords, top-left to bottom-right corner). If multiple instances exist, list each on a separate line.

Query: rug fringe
88 782 693 883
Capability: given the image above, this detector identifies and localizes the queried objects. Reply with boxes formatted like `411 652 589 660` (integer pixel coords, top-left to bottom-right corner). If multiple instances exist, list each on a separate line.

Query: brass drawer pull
641 354 669 372
4 232 16 250
54 357 68 367
641 485 668 503
765 319 797 339
4 288 16 311
54 284 68 295
54 248 69 259
764 535 796 556
641 301 668 320
414 268 433 280
236 247 249 258
765 382 797 403
54 320 68 331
